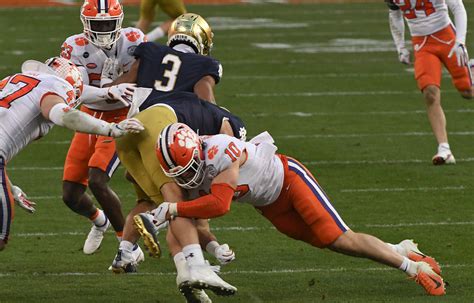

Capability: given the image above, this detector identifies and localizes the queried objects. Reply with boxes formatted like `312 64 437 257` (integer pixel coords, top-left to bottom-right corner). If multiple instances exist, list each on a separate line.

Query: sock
116 231 123 242
174 252 187 276
119 240 134 253
386 243 405 256
399 256 418 276
147 26 165 41
182 244 205 266
438 142 450 152
90 209 107 228
206 241 220 256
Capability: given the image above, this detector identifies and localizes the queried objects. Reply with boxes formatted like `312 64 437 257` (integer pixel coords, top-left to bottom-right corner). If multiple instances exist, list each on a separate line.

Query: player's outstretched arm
79 83 136 106
194 75 217 104
40 94 144 138
110 59 140 86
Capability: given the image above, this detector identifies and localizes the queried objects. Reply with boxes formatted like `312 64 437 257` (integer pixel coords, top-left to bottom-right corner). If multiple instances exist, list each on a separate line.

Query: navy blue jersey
134 42 222 97
139 91 246 140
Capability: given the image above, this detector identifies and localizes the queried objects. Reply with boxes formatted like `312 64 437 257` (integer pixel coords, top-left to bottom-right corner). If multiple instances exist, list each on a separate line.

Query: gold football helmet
167 13 213 56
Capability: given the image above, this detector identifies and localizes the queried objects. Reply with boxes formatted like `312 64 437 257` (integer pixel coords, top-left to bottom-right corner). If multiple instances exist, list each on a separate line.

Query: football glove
107 83 136 106
214 244 235 265
108 118 144 138
11 185 36 213
448 42 469 67
100 57 122 86
398 47 411 65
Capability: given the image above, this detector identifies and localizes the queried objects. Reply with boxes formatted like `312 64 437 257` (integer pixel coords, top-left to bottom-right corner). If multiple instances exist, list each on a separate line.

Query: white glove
107 83 136 106
151 202 171 228
448 41 469 67
214 244 235 265
11 185 36 213
101 57 122 86
108 118 144 138
398 47 411 65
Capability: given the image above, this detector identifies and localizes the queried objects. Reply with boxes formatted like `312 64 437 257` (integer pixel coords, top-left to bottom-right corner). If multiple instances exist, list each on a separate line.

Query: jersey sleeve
133 41 152 59
385 0 399 10
205 58 223 84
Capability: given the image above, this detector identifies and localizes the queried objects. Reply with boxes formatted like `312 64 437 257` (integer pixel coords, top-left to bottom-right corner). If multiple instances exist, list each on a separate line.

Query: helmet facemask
81 14 123 49
166 148 206 189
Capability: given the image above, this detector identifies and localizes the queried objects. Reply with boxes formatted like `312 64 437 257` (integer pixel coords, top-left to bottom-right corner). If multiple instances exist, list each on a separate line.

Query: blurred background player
115 13 221 103
0 57 143 251
59 0 146 255
386 0 473 165
136 0 187 41
138 123 446 296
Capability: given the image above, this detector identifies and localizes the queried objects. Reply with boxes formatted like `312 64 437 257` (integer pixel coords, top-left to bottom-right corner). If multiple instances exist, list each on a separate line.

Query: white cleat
179 264 237 297
83 219 111 254
432 151 455 165
110 244 145 274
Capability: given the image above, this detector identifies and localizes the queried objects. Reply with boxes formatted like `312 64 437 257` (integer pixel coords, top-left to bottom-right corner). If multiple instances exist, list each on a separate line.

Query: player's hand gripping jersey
0 72 74 162
133 42 222 95
60 27 145 110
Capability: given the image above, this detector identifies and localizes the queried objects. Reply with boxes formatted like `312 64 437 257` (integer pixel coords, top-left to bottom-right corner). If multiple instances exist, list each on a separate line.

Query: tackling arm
111 59 140 85
194 75 217 104
40 94 143 137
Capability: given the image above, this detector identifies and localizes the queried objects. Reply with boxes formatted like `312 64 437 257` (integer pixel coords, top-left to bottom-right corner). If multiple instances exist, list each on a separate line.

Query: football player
136 0 186 41
113 13 221 104
386 0 473 164
0 57 143 251
59 0 146 256
136 123 447 297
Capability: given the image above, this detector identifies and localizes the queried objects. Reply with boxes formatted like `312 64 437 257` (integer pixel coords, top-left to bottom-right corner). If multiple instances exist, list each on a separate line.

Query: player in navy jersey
113 13 221 103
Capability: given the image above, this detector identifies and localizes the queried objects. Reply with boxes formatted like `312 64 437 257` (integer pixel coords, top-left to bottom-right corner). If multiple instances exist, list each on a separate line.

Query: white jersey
0 72 73 162
60 27 145 111
393 0 451 36
188 133 284 207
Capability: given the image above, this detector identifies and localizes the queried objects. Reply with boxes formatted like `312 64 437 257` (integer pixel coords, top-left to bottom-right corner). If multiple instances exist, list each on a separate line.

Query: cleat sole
133 215 161 258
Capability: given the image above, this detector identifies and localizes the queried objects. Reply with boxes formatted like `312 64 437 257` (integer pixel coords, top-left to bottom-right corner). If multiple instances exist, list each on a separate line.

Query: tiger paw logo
126 31 141 42
207 145 219 160
177 130 197 148
74 37 89 46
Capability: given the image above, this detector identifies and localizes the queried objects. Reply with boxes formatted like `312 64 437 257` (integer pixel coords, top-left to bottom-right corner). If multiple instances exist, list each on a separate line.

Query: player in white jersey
136 123 447 296
59 0 146 256
0 57 143 251
386 0 473 164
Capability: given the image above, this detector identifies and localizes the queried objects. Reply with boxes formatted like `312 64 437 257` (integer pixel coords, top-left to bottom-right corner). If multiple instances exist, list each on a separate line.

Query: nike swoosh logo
429 276 442 289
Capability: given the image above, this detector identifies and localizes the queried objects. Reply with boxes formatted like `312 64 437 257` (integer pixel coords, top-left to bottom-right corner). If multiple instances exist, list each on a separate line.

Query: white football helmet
45 57 84 99
80 0 124 49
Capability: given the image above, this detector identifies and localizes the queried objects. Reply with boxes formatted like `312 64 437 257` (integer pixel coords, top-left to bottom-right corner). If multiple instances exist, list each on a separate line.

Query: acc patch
83 52 89 58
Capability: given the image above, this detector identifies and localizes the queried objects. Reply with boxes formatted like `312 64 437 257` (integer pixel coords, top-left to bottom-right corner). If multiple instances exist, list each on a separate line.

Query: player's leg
88 135 124 240
0 160 14 251
62 131 109 254
414 38 454 165
146 0 186 41
136 0 157 33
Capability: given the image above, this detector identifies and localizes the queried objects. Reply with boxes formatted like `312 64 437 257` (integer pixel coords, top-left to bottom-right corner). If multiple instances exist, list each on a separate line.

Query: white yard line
0 263 470 278
248 109 474 117
304 158 474 165
340 186 465 193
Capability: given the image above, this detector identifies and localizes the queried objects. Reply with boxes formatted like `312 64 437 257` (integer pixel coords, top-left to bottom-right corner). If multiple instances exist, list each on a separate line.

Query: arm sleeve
78 84 109 104
48 103 112 136
389 9 406 52
446 0 467 44
176 183 234 218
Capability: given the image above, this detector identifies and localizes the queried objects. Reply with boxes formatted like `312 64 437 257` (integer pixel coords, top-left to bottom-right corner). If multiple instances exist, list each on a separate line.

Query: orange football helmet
80 0 124 48
156 123 206 189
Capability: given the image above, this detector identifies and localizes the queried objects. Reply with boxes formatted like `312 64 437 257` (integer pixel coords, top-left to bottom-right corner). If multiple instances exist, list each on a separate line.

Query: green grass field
1 2 474 302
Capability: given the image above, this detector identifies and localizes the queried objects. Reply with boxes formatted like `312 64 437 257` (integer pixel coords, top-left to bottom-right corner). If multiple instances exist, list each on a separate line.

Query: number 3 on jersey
0 74 41 109
154 54 182 92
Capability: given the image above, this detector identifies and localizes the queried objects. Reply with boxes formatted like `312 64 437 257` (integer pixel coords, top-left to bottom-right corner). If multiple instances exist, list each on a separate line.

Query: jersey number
154 54 182 92
224 142 242 162
0 74 41 109
397 0 435 19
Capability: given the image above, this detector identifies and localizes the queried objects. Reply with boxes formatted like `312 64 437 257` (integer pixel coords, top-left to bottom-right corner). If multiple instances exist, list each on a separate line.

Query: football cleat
179 264 237 297
83 219 111 254
133 213 162 258
412 262 446 296
110 245 145 274
399 239 441 275
432 151 455 165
